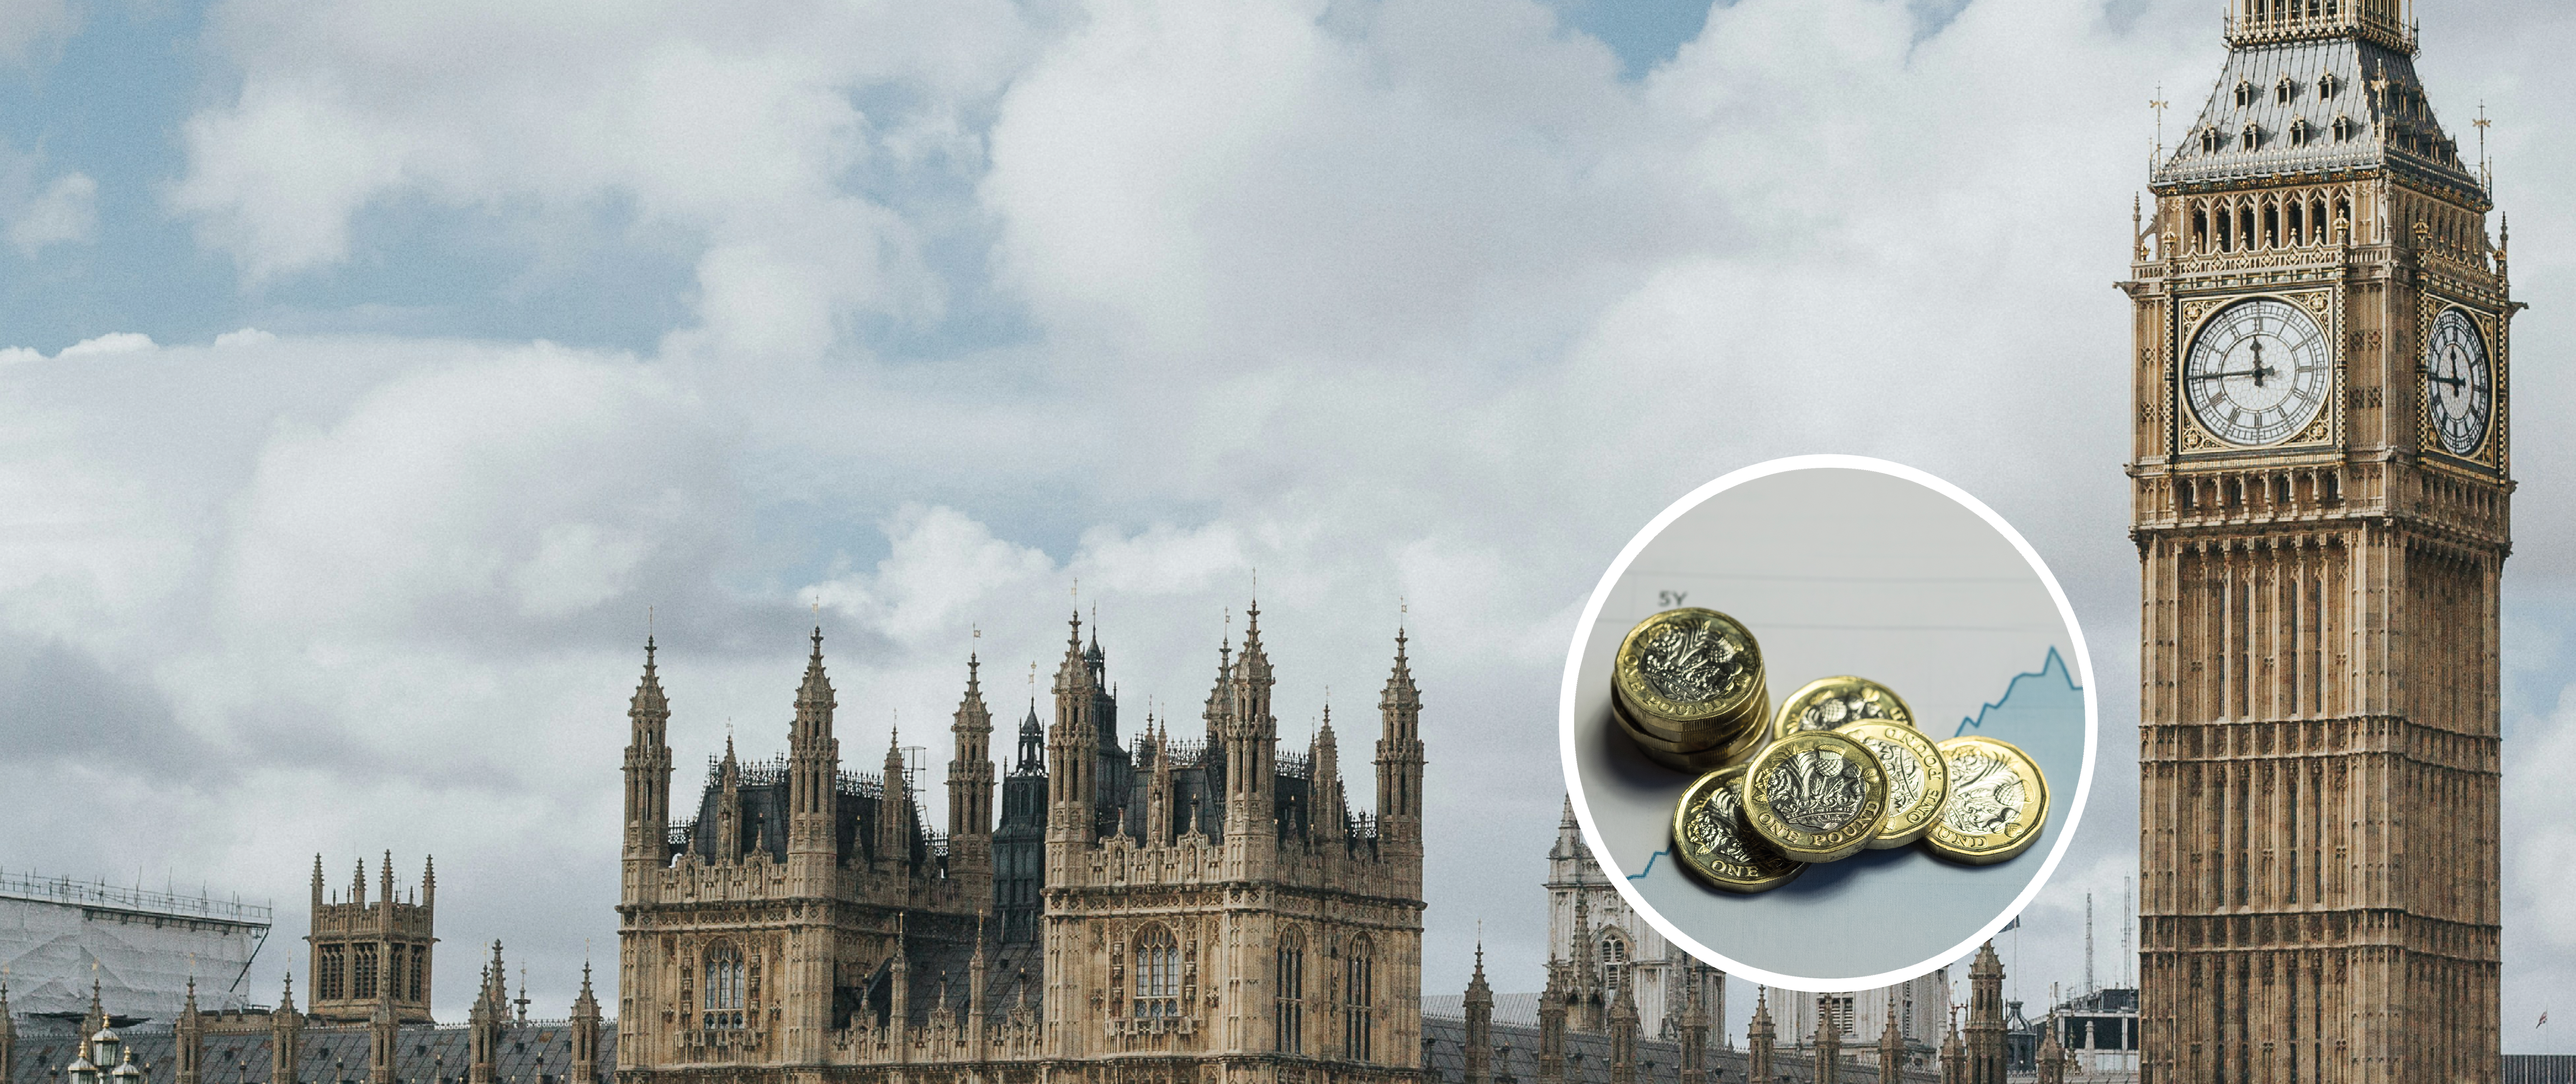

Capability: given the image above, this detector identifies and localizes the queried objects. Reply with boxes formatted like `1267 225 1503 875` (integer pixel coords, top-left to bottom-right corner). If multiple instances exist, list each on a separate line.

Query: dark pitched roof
2153 36 2484 201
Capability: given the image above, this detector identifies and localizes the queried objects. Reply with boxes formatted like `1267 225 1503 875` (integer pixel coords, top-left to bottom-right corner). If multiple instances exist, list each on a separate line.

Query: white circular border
1554 454 2100 993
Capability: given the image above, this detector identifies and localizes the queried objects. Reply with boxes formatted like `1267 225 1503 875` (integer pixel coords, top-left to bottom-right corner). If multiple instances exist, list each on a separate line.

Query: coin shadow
1590 703 1693 793
1766 844 1918 899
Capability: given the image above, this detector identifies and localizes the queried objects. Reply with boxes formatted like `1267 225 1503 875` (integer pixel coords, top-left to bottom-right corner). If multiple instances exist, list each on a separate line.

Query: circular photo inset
1557 455 2096 991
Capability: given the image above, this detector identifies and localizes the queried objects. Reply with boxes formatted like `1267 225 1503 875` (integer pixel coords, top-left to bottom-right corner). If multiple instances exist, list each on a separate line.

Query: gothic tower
948 653 997 882
306 853 435 1024
1965 943 2001 1084
2127 2 2509 1081
622 636 674 895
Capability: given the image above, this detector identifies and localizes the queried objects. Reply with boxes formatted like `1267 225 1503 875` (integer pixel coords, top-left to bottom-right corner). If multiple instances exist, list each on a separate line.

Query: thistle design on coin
1765 748 1869 833
1638 621 1750 703
1742 729 1890 864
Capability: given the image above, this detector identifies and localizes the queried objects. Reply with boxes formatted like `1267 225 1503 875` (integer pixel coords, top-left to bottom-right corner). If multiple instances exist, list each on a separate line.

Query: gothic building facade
2126 0 2509 1079
614 604 1428 1084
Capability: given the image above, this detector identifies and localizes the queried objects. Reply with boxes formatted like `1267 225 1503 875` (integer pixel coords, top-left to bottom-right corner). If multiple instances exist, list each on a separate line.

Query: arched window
2200 126 2224 155
703 945 745 1030
353 945 379 1001
1133 925 1180 1019
1599 932 1631 1004
1343 938 1376 1061
2275 76 2296 104
2234 79 2254 107
2239 205 2257 251
2319 72 2338 98
1276 930 1306 1054
2241 123 2263 151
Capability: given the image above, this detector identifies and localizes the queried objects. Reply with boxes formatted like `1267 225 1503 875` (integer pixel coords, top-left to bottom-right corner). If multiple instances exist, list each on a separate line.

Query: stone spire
1310 704 1344 840
82 975 104 1041
1608 965 1640 1084
0 971 17 1084
623 635 675 870
1536 954 1569 1084
786 625 842 865
1814 994 1841 1084
1048 610 1102 844
572 961 602 1084
967 914 990 1060
1878 997 1903 1084
1939 1008 1963 1084
1677 964 1708 1084
367 977 397 1084
1374 621 1425 846
467 944 505 1084
715 730 744 863
947 650 997 878
1747 988 1775 1084
1463 939 1494 1084
878 724 912 868
2034 1010 2067 1084
271 972 302 1084
1967 942 2004 1084
1570 893 1601 1032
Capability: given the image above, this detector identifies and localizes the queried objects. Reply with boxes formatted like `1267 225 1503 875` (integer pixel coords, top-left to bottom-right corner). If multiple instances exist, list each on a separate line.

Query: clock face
2423 307 2492 456
2183 297 2332 447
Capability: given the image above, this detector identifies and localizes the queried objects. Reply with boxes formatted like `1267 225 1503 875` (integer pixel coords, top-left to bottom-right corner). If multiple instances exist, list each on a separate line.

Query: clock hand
2188 368 2277 382
2429 372 2466 391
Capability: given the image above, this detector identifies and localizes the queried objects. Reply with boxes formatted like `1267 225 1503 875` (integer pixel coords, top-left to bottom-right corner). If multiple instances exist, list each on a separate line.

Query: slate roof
1417 1018 1943 1084
2152 34 2486 201
8 1019 615 1084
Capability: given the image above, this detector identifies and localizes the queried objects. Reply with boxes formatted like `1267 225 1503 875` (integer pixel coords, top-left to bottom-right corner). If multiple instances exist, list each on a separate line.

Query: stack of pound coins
1610 608 1770 772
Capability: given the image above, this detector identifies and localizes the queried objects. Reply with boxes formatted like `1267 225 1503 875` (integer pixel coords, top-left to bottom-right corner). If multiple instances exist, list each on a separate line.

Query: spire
1879 997 1903 1084
787 624 842 864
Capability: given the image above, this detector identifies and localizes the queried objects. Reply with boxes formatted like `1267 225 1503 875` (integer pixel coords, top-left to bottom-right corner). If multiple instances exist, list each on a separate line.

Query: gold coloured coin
1922 736 2050 866
1740 729 1889 864
1614 609 1765 733
1670 764 1804 893
1614 701 1766 772
1621 670 1768 745
1770 675 1916 742
1840 721 1947 849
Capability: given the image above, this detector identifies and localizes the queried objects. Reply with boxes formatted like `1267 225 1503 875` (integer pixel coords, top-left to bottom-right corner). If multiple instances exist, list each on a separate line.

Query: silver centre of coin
1683 787 1753 865
1942 748 2028 835
1765 748 1868 833
1861 736 1923 815
1638 621 1747 704
1795 689 1894 731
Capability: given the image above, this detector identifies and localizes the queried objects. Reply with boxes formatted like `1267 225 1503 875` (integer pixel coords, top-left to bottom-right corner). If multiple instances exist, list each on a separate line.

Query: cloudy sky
3 0 2572 1051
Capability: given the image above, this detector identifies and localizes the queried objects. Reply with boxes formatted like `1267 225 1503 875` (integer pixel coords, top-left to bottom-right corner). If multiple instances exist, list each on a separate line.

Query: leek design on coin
1670 765 1803 893
1772 675 1915 741
1923 736 2050 865
1741 730 1889 864
1839 720 1946 849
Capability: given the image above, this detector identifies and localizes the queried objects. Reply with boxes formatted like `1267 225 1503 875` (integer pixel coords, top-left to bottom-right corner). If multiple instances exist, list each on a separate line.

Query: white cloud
0 0 73 68
5 168 95 254
57 331 154 357
12 0 2570 1035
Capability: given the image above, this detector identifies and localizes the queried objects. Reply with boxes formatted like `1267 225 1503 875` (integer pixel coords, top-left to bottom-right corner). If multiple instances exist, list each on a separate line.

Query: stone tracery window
1275 929 1306 1053
1343 936 1375 1061
353 944 379 1000
703 945 746 1030
1599 932 1631 1004
1133 925 1180 1019
319 944 347 1001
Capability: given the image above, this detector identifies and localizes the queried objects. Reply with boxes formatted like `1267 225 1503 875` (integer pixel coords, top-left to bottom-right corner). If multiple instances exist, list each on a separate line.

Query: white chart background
1561 461 2094 989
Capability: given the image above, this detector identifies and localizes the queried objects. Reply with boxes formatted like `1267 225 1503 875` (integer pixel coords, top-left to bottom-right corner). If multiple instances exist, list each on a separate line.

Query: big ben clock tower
2126 1 2510 1081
